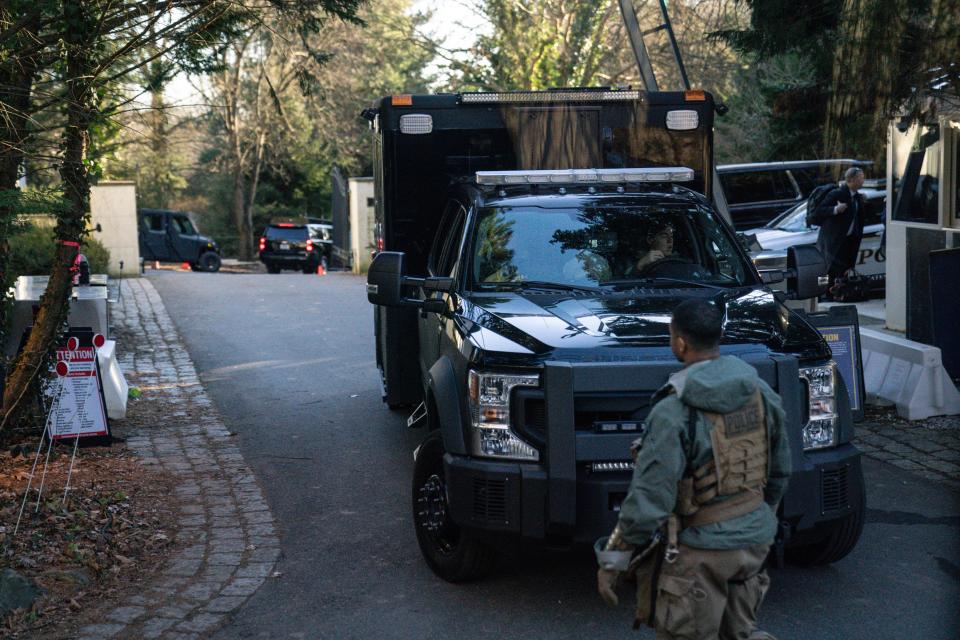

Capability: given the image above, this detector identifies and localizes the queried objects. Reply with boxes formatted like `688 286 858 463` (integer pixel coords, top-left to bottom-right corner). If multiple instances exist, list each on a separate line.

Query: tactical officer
596 299 792 639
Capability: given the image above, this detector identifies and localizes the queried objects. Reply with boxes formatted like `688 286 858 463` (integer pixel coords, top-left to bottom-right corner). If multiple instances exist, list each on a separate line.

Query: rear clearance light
277 223 295 227
399 114 433 134
259 237 266 251
685 89 707 101
391 94 413 106
306 239 313 252
666 109 699 130
461 89 641 104
475 167 694 185
590 462 633 473
376 237 384 252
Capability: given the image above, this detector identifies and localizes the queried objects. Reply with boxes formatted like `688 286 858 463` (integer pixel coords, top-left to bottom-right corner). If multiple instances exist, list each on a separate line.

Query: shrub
8 224 111 278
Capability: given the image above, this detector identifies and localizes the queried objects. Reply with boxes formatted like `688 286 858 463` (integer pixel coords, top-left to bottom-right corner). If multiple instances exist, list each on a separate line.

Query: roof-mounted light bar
461 89 641 104
475 167 694 186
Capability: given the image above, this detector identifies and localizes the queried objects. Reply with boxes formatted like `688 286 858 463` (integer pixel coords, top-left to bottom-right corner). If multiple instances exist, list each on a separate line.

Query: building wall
348 177 375 274
90 182 140 277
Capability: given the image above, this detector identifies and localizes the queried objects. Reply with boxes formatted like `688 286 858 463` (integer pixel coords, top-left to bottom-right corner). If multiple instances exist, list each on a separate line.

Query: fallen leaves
0 446 180 637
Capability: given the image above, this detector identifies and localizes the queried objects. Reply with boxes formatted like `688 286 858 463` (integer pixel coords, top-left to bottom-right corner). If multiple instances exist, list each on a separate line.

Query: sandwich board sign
46 331 111 442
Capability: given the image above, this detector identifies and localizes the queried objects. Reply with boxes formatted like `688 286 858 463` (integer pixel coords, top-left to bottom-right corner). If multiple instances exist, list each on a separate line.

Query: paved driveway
149 271 960 640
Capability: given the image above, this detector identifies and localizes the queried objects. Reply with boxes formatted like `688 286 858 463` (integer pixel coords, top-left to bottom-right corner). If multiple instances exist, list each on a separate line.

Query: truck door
141 211 170 261
419 201 466 381
168 215 200 262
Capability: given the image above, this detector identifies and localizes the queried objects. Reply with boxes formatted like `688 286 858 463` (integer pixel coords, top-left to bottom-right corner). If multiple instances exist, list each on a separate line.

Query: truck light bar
461 89 641 104
475 167 694 185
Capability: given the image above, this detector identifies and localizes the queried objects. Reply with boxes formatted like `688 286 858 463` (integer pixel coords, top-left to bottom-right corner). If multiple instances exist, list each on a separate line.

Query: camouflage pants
653 543 774 640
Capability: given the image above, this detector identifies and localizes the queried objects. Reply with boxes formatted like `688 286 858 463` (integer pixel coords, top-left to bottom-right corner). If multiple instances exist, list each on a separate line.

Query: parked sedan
747 187 886 294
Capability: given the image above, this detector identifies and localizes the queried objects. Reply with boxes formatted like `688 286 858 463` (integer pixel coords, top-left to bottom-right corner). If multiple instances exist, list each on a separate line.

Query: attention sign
47 343 110 440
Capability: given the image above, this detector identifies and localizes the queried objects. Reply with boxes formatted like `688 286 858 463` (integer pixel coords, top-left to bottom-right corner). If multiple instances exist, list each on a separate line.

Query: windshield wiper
477 280 603 294
601 277 730 290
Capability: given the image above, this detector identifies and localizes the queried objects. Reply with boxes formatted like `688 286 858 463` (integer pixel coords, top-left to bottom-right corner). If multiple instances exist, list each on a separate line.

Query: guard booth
885 103 960 373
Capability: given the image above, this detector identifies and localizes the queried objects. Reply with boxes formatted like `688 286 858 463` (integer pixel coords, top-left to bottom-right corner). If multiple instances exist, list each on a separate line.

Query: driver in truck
632 220 676 273
597 299 790 640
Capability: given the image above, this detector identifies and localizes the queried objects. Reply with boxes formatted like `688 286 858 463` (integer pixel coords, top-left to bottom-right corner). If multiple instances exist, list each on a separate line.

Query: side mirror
367 251 405 306
366 251 455 310
786 245 829 299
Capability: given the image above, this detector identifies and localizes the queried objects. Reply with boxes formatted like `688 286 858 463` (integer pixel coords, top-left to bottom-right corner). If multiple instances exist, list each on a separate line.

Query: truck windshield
471 202 755 289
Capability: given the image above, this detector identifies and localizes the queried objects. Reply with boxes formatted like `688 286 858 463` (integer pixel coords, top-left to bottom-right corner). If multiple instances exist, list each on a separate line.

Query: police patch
724 404 762 436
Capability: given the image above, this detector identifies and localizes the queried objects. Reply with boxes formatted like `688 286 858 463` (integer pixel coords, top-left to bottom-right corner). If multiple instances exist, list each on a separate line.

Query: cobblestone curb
77 278 279 639
855 413 960 492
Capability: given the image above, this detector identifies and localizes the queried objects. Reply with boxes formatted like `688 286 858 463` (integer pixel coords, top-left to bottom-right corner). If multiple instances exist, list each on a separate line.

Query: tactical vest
674 389 768 529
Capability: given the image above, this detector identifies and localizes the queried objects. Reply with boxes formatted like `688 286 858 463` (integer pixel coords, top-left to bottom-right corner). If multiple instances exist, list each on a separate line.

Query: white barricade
97 339 129 420
860 328 960 420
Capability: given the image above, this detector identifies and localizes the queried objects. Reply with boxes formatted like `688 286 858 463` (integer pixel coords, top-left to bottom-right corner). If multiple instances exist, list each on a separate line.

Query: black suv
138 208 221 272
259 222 325 274
368 172 864 582
718 159 873 230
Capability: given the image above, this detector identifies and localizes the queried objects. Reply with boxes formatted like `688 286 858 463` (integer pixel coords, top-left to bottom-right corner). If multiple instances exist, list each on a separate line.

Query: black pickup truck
363 89 865 582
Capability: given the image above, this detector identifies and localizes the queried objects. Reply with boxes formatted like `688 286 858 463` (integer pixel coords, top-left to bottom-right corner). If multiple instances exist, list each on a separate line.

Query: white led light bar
399 114 433 134
461 89 641 104
591 462 634 473
665 109 699 130
475 167 694 185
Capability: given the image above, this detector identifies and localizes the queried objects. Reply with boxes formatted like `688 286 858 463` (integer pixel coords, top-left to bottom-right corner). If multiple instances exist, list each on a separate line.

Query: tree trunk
244 128 266 245
823 0 909 164
1 1 94 431
231 159 251 260
0 10 40 360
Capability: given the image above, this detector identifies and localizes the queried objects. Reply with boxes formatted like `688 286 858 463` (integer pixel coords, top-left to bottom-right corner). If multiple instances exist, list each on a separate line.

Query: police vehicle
363 88 865 581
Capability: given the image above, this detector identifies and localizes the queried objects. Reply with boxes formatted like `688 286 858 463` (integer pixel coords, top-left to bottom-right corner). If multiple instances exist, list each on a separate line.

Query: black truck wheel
198 251 221 272
266 263 281 274
412 434 496 582
787 497 865 566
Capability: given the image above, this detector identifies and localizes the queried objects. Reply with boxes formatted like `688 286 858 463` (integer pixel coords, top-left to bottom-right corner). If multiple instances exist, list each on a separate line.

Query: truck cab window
437 209 466 277
172 216 196 236
145 214 164 232
471 202 753 288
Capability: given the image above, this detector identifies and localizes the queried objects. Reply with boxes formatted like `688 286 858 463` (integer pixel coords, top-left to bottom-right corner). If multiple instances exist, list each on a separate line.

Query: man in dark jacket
814 167 866 284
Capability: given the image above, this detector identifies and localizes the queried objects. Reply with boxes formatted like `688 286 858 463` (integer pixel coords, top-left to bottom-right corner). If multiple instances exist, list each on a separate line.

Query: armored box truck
362 88 864 581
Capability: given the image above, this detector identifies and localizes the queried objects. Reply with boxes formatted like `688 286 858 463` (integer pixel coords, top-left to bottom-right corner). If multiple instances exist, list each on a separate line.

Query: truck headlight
799 363 838 450
467 370 540 461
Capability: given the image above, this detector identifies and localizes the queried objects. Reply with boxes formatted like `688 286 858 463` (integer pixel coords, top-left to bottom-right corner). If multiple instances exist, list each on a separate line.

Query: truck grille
513 390 652 446
472 478 508 524
821 465 850 514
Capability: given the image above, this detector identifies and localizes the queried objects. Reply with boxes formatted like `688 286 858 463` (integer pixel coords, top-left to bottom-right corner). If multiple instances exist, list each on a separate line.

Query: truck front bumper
779 442 865 545
444 454 629 543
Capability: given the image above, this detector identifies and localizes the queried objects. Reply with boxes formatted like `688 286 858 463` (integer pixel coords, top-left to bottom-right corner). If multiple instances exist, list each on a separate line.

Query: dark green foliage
7 223 111 277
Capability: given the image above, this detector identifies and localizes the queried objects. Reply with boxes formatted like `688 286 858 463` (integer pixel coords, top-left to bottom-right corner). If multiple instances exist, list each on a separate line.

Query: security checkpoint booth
871 101 960 418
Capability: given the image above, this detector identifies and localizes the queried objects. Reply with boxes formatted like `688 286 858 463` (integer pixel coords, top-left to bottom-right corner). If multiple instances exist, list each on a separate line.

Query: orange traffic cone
316 264 326 276
181 262 191 270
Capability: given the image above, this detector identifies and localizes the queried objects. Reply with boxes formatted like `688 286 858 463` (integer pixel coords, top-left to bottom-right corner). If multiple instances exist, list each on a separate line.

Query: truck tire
787 497 865 566
412 433 496 582
266 263 281 274
198 251 221 272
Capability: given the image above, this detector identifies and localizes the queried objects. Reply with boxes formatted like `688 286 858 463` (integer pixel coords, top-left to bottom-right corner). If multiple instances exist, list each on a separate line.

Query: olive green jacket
617 355 792 549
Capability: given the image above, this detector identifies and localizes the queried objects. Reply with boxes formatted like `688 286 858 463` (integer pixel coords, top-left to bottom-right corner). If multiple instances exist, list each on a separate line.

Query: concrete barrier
860 328 960 420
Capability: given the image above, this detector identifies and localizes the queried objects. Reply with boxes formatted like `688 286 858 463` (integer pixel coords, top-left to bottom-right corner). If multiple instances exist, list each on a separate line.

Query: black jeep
138 208 221 272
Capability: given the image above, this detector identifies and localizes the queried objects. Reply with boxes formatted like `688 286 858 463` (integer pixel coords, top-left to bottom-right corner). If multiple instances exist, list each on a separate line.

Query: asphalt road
149 271 960 640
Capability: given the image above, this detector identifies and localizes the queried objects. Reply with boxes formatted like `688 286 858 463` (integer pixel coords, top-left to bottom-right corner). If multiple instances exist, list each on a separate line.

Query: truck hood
459 286 828 361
